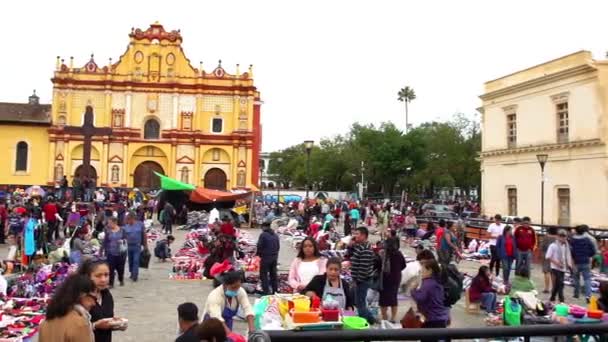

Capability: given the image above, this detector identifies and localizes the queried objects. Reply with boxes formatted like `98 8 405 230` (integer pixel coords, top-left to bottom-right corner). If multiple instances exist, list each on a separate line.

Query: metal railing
248 323 608 341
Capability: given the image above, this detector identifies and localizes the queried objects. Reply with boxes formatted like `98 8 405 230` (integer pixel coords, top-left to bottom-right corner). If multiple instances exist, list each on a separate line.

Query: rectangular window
557 188 570 226
507 113 517 148
508 188 517 216
556 102 569 143
212 118 223 133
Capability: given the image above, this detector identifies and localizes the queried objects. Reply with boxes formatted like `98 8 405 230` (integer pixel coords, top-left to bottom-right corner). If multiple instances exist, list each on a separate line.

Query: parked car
429 210 458 220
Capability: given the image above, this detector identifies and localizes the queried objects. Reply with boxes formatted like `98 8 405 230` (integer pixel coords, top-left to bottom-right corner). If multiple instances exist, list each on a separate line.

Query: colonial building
480 50 608 228
0 22 262 190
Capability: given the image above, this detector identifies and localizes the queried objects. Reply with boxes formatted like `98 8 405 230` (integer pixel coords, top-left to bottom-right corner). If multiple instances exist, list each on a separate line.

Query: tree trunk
405 100 409 133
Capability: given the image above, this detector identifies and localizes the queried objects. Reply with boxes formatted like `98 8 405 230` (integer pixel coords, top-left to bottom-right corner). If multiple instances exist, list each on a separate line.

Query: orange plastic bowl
292 310 321 324
587 310 603 319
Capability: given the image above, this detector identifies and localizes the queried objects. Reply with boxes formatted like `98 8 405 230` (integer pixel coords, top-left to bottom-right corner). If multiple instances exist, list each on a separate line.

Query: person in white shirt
202 271 255 335
545 230 572 303
487 214 505 277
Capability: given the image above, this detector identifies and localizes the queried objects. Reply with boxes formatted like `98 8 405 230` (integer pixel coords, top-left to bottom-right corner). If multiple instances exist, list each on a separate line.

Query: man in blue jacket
570 225 597 302
257 223 280 295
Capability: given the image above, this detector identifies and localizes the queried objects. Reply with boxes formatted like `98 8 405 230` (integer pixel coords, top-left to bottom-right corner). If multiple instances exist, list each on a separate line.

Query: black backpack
440 263 464 307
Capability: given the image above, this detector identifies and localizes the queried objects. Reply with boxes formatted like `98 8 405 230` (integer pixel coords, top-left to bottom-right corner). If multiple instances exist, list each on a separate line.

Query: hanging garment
24 219 36 256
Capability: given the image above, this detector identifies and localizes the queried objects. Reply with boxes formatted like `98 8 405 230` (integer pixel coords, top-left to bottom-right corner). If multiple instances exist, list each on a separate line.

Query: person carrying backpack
411 258 450 339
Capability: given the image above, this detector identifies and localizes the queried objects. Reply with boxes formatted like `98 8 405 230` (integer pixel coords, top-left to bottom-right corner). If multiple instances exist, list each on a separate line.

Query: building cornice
479 64 596 101
480 139 604 158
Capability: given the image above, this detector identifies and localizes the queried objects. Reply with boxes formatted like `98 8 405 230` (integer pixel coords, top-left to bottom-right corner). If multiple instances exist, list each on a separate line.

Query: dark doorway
74 165 98 184
134 161 164 190
204 168 227 190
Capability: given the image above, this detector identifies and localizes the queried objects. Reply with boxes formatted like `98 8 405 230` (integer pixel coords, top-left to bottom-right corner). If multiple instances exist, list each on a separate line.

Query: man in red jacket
42 198 59 242
514 216 536 273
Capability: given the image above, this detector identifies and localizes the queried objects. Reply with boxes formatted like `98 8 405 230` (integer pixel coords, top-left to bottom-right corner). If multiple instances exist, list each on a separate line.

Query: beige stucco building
480 50 608 228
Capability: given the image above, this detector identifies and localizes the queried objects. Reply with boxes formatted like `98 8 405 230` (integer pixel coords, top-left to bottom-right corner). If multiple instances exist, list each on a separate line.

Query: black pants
46 221 58 242
108 254 126 286
0 222 5 244
489 245 501 276
551 269 565 302
421 320 450 342
163 222 173 234
260 258 278 295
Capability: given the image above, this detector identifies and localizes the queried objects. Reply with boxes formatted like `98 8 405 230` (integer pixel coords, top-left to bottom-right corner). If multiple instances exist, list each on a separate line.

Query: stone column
169 144 177 178
125 92 132 127
123 143 129 187
100 142 108 185
172 94 179 129
48 141 56 183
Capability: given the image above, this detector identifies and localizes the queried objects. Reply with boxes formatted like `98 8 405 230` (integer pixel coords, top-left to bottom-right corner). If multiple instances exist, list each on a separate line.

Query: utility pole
360 161 365 200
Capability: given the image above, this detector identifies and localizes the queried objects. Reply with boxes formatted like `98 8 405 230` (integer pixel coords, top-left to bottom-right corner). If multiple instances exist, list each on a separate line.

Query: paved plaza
82 223 588 342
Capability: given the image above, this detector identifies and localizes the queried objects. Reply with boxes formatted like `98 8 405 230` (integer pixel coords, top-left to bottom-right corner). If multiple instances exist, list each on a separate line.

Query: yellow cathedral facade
0 22 262 190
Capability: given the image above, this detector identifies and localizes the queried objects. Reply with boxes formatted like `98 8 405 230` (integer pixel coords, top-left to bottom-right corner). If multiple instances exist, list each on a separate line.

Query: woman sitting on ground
288 237 327 292
509 266 536 295
301 257 354 310
468 265 497 314
39 274 98 342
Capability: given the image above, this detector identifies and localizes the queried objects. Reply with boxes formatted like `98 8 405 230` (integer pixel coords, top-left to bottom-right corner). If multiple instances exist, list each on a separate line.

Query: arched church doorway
74 165 98 183
133 161 164 190
204 168 227 190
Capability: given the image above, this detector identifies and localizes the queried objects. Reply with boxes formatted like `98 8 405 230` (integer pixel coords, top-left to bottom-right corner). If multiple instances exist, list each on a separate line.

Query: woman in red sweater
468 265 497 314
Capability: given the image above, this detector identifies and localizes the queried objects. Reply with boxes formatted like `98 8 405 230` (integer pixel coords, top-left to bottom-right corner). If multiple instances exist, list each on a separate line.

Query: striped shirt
350 242 376 282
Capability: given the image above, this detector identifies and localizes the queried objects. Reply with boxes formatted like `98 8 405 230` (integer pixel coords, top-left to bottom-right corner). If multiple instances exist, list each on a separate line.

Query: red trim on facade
51 78 257 93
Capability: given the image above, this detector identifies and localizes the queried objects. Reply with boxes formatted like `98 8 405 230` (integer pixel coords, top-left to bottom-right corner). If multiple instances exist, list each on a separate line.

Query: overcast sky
1 0 607 151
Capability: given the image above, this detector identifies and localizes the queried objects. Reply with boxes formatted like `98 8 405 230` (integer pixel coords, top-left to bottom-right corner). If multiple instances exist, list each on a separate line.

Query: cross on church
64 105 112 180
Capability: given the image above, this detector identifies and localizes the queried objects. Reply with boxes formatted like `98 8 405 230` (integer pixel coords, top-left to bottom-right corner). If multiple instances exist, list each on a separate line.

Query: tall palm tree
398 86 416 133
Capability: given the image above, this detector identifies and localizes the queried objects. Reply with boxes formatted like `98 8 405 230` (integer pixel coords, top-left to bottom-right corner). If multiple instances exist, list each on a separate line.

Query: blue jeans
516 250 532 274
354 280 375 324
128 247 141 281
502 256 515 283
573 263 592 298
481 292 497 313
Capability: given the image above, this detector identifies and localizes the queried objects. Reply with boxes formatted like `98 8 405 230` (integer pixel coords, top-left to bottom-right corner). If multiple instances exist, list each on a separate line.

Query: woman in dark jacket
496 225 518 284
468 265 497 314
379 232 406 322
79 259 125 342
301 257 353 310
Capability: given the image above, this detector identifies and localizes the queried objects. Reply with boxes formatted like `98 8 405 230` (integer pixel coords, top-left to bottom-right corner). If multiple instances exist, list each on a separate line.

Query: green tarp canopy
154 172 196 191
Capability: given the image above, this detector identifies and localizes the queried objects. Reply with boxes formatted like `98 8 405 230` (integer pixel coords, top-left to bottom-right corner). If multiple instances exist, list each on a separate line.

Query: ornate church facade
0 22 262 190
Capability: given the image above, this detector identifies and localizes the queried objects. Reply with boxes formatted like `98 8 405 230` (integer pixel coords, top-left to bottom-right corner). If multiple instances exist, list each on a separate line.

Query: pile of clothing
0 297 47 341
186 211 210 228
8 263 77 299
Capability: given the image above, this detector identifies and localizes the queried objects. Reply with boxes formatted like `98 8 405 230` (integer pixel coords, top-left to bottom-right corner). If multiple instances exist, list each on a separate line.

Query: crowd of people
2 182 608 341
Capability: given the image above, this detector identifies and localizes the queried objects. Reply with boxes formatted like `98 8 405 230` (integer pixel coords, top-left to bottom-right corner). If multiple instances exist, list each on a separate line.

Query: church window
507 188 517 216
180 166 190 184
144 119 160 139
54 164 63 181
556 102 569 143
181 112 192 130
506 113 517 148
111 165 120 183
15 141 28 172
212 118 223 133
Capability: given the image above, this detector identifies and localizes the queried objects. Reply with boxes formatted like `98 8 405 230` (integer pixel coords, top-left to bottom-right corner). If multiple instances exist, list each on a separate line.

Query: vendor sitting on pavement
301 257 354 310
202 271 255 335
154 235 175 262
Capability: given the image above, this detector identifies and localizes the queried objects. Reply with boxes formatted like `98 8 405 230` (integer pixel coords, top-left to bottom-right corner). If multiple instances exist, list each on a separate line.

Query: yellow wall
0 125 50 185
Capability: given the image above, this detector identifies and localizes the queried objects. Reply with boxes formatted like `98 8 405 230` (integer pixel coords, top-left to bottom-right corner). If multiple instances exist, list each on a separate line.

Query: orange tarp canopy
189 187 252 204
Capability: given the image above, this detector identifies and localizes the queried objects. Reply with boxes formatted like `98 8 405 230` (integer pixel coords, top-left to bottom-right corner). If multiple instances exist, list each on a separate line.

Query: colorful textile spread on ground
0 262 77 341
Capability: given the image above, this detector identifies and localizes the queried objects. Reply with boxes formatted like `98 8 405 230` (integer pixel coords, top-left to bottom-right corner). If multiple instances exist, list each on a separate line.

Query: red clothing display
42 203 58 222
514 226 536 252
220 222 235 236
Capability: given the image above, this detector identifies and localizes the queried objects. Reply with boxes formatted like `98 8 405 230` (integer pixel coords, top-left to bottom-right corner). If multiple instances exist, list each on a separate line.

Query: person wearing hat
545 229 572 303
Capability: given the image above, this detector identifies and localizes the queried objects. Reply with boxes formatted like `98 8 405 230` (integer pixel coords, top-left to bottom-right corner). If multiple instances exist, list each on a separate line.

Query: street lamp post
536 154 548 225
276 157 283 204
304 140 314 200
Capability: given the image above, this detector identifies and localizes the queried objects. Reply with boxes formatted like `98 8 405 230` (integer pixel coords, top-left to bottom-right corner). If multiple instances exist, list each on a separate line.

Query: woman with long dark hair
468 265 497 314
301 257 354 310
379 231 406 322
39 274 97 341
79 259 126 342
411 259 449 333
288 237 327 291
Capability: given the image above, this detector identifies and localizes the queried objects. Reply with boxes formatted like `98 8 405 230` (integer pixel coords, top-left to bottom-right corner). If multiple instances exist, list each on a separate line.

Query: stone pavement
2 223 591 341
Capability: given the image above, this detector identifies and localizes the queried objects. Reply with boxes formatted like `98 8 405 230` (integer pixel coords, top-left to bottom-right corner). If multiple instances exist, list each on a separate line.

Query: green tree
397 86 416 133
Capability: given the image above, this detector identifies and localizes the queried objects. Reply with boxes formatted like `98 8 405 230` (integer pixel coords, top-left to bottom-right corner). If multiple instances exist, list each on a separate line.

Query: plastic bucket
293 297 311 312
555 304 569 317
342 316 369 330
